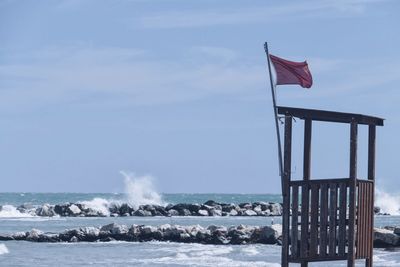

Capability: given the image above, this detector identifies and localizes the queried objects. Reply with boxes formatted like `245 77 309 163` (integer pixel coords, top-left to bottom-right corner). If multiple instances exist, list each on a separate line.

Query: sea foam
76 172 164 214
0 244 9 255
79 198 111 216
120 171 164 209
0 205 34 218
376 189 400 215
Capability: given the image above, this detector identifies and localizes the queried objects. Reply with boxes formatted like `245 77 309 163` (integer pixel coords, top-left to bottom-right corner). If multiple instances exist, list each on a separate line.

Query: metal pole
264 42 284 183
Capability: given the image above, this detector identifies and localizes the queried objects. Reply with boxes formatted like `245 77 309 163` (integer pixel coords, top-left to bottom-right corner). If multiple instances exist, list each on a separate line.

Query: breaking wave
120 171 164 209
376 189 400 215
0 205 34 218
0 244 9 255
0 172 164 218
79 197 111 216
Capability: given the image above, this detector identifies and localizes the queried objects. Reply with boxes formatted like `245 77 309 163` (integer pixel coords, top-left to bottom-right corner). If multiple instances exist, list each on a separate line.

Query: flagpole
264 42 284 183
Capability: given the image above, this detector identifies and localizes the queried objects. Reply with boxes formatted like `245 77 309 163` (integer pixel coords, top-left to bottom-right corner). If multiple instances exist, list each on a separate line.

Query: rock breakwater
0 223 282 245
1 223 400 248
2 200 283 217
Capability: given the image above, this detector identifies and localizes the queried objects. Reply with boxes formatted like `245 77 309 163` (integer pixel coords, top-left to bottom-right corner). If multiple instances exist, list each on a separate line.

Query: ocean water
1 191 400 266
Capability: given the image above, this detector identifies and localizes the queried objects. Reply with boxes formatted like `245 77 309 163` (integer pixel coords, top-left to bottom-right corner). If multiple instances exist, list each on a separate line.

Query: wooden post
348 120 358 267
303 119 312 181
301 118 312 267
366 125 376 267
281 115 292 267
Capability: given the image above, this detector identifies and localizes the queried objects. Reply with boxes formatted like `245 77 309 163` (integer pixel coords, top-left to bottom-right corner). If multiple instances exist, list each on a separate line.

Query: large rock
100 223 128 235
374 228 400 247
139 225 162 241
243 210 257 216
26 229 44 241
198 209 209 216
54 203 70 216
80 227 100 241
268 203 282 216
251 226 280 244
12 231 27 240
119 203 134 215
229 209 238 216
36 204 57 217
0 233 13 241
67 204 81 216
204 200 220 206
167 209 179 216
133 209 152 217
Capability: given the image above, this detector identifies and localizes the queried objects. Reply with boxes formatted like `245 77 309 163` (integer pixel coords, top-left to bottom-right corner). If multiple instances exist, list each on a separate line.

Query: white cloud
134 0 387 29
1 44 399 113
0 45 265 111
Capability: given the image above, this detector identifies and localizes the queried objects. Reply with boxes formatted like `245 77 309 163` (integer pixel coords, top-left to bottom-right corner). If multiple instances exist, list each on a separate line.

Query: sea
1 189 400 266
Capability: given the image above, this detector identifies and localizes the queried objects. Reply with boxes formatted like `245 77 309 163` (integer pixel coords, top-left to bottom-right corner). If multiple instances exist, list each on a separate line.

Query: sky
0 0 399 193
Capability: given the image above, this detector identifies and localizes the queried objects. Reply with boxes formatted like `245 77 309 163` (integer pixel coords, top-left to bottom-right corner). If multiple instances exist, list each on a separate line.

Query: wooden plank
368 125 376 181
367 182 374 264
303 119 312 180
338 182 347 257
309 184 319 257
289 255 347 263
290 178 351 186
329 183 338 257
281 116 292 267
357 182 365 258
300 183 310 259
277 106 384 126
366 125 376 267
291 185 299 258
319 183 329 256
347 120 358 267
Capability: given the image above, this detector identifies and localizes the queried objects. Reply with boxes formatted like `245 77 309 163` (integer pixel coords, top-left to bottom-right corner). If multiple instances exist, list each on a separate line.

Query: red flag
269 54 313 88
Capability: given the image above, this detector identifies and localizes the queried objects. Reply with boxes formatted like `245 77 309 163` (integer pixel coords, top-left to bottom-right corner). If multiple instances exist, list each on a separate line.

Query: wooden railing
356 180 374 259
288 178 374 263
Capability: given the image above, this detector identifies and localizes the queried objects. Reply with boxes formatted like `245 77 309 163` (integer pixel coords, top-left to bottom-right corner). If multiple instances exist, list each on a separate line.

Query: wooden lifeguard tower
278 106 384 267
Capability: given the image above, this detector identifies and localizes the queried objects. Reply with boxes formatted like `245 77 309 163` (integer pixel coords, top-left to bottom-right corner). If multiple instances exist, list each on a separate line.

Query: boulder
394 227 400 235
17 203 35 213
26 229 44 241
374 206 381 214
221 204 235 213
67 204 81 216
243 210 257 216
209 209 222 216
198 209 209 216
165 203 174 210
69 236 79 242
36 204 56 217
80 227 100 241
179 209 192 216
0 233 13 241
252 226 280 244
229 209 238 216
140 225 162 241
108 202 121 214
269 203 283 216
374 228 400 247
133 210 152 216
119 203 134 215
239 203 252 209
153 205 168 216
167 209 179 216
12 231 27 240
54 203 70 216
204 200 219 206
100 223 129 236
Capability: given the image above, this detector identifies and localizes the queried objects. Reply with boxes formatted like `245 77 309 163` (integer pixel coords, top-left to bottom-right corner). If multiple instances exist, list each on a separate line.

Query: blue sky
0 0 399 193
